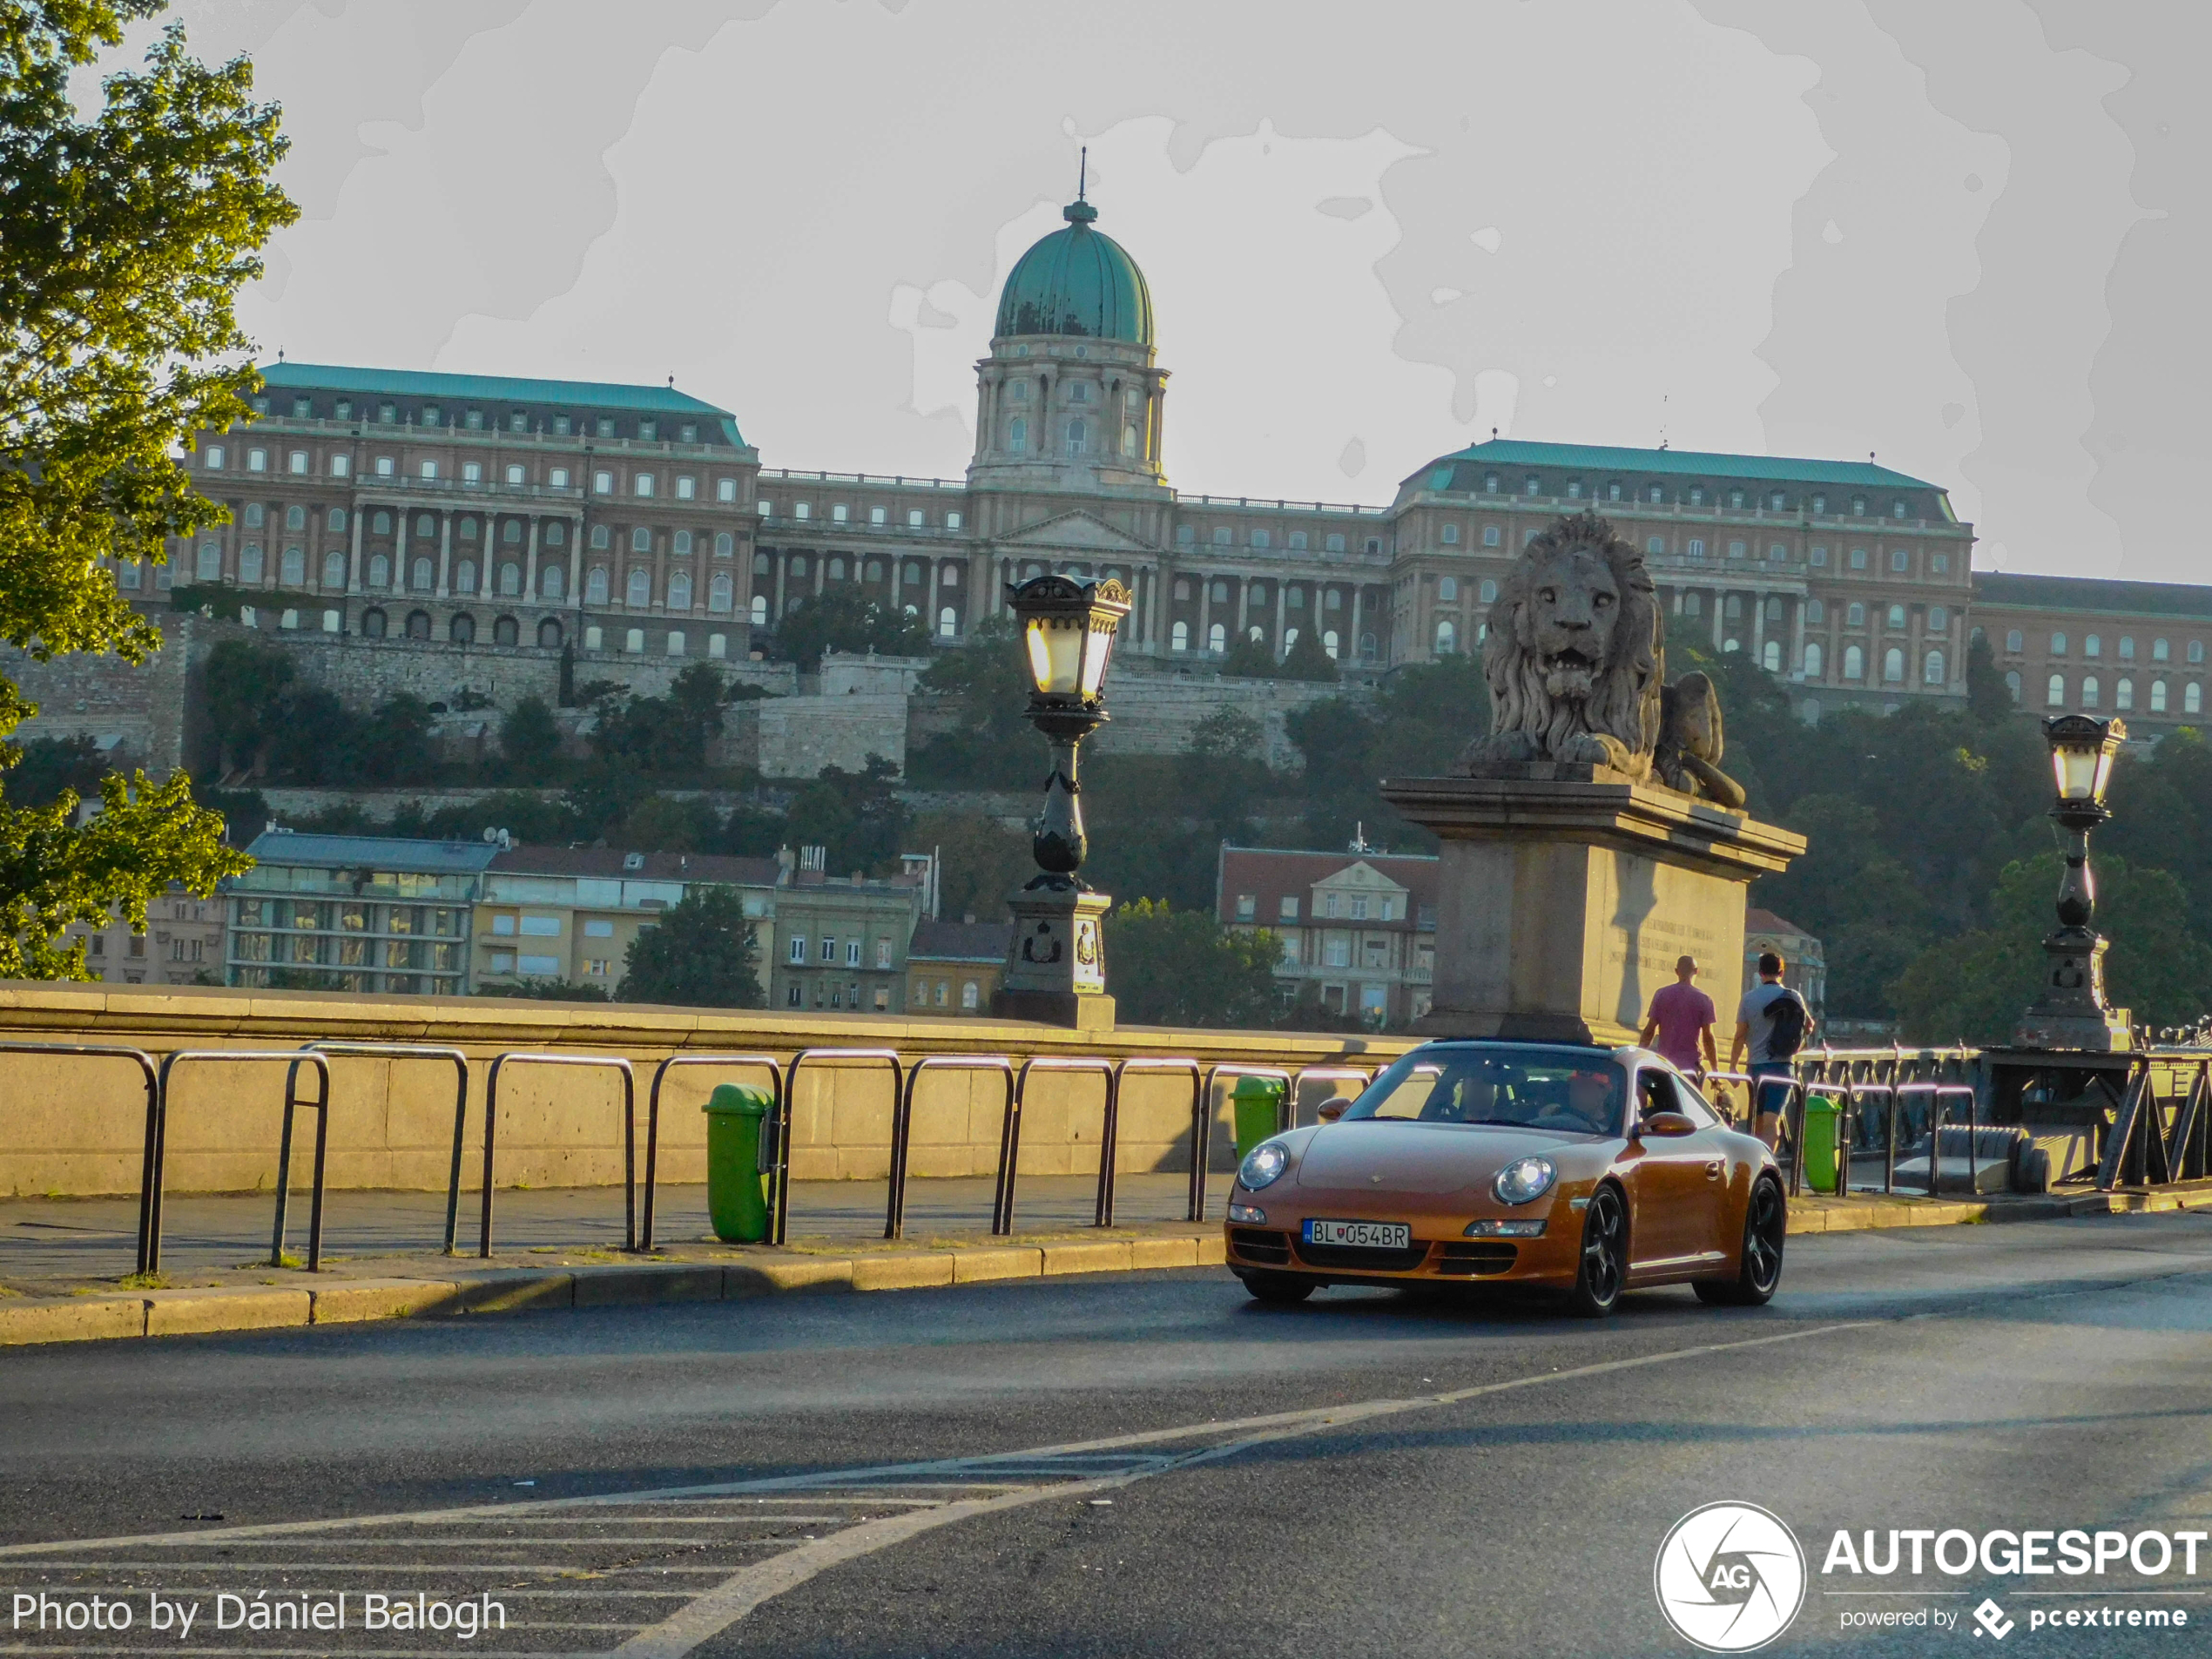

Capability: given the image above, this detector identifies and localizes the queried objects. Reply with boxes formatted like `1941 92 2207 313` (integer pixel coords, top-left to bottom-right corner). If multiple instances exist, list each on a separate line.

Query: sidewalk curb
3 1189 2203 1351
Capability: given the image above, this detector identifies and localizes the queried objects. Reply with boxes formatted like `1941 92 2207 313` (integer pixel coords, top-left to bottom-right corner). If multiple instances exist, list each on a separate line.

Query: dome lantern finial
1064 144 1098 223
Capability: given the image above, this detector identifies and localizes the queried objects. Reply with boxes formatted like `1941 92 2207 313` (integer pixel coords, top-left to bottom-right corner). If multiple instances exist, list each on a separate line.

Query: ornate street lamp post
990 575 1131 1029
2014 713 2132 1051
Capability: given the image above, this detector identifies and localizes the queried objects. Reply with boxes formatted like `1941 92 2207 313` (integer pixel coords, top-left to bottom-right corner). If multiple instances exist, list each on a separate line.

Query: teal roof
259 362 747 446
1973 571 2212 622
1409 438 1943 496
994 200 1155 347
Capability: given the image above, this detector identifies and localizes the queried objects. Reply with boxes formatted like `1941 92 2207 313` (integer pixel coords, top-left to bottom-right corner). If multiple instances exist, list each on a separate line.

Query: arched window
280 547 305 586
452 560 475 595
709 572 732 611
626 568 651 608
498 563 521 597
327 508 347 532
1762 639 1782 671
355 607 387 638
590 524 610 549
1923 650 1946 685
1804 642 1824 679
1683 593 1702 618
1008 417 1027 452
494 615 519 646
1209 622 1226 653
285 504 305 530
537 618 563 649
2047 674 2065 707
1323 630 1339 659
1123 424 1138 456
2116 677 2135 711
2085 634 2102 658
118 559 141 590
417 514 435 537
715 532 733 557
2005 671 2021 703
368 553 389 588
2188 683 2203 715
412 556 433 590
673 529 692 556
541 564 563 600
322 551 346 589
828 556 846 581
1434 618 1456 654
624 628 644 653
1843 644 1865 681
1171 619 1189 652
544 522 563 548
666 631 686 657
405 610 431 640
2050 631 2067 654
449 613 475 644
1881 647 1904 683
750 594 768 625
2081 675 2101 708
372 511 391 535
1065 418 1085 455
667 570 692 610
938 605 957 638
631 526 651 552
2152 679 2169 713
586 566 610 604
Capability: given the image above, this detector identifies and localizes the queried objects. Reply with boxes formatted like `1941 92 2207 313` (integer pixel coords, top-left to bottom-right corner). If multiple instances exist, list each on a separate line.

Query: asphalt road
3 1213 2210 1658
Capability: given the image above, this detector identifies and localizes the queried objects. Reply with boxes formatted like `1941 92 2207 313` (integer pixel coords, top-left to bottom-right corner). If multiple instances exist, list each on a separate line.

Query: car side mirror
1640 1111 1697 1137
1317 1099 1350 1123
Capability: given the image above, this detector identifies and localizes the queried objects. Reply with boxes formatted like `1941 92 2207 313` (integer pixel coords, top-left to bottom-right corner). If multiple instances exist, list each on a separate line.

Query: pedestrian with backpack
1730 950 1812 1148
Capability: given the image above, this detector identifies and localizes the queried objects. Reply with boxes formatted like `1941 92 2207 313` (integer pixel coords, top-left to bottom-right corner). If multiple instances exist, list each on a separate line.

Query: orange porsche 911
1223 1040 1786 1316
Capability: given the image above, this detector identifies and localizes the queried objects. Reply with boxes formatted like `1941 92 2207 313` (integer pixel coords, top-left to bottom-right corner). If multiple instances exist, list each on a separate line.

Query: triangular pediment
995 510 1157 556
1314 860 1407 895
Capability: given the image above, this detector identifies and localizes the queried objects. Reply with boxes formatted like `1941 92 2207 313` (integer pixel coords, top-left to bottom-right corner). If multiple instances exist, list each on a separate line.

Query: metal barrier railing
1111 1057 1205 1224
1005 1056 1115 1236
301 1042 472 1255
780 1049 905 1244
153 1049 334 1271
1899 1082 1981 1197
0 1042 162 1274
479 1053 637 1258
890 1055 1015 1238
1287 1065 1374 1129
1193 1064 1295 1224
643 1054 786 1251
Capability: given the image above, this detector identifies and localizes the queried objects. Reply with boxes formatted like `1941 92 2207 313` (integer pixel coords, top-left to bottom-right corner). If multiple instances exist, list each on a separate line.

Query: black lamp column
991 575 1130 1029
2014 714 2132 1051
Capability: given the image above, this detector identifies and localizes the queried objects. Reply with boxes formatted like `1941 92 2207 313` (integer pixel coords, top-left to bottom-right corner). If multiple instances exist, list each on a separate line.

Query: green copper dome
994 199 1155 347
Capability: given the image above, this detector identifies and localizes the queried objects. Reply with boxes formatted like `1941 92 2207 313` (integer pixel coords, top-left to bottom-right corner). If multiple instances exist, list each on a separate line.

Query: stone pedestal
2013 930 2132 1052
1381 763 1804 1047
990 885 1116 1031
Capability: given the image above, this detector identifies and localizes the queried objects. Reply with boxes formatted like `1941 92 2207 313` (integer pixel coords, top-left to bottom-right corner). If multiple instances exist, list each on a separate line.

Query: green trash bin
702 1083 773 1244
1231 1075 1287 1161
1800 1091 1844 1194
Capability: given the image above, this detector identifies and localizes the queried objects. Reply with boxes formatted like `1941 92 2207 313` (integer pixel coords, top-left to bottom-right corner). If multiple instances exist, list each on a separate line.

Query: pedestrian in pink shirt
1640 955 1717 1076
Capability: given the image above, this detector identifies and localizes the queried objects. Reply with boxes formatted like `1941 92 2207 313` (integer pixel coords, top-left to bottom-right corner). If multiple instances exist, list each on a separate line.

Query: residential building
1743 907 1827 1026
770 849 930 1015
474 847 781 993
1217 844 1440 1027
62 886 226 986
224 832 496 994
907 919 1014 1015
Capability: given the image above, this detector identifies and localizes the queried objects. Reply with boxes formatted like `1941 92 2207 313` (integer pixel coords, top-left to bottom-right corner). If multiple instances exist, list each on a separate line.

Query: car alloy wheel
1696 1177 1786 1306
1568 1186 1626 1318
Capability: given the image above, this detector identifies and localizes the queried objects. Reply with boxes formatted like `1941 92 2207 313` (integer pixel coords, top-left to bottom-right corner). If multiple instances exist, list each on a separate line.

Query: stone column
772 551 786 620
1272 581 1287 657
347 504 365 594
1790 598 1807 678
1197 573 1213 654
1710 590 1724 650
393 510 408 597
1349 586 1362 663
524 517 540 604
569 515 583 611
436 514 453 598
1751 590 1767 665
889 552 903 615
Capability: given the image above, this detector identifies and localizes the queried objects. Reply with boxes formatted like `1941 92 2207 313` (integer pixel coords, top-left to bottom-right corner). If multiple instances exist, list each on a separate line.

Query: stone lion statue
1457 511 1746 808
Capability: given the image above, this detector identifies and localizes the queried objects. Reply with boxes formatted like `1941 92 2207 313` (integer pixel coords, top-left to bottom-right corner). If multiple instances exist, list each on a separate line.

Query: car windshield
1341 1046 1627 1138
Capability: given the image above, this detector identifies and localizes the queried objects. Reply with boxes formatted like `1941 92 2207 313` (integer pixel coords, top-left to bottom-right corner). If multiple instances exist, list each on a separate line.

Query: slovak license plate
1303 1218 1411 1250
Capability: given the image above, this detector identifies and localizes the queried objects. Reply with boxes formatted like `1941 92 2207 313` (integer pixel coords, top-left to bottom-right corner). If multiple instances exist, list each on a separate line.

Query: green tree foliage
475 977 610 1002
0 3 291 974
910 809 1029 921
199 640 438 784
771 591 933 671
1287 652 1490 851
907 617 1037 788
1278 626 1340 683
1084 710 1276 912
786 757 909 875
3 735 105 806
1217 632 1277 678
1892 853 2212 1043
1103 899 1281 1028
498 696 562 779
1964 631 2016 725
587 663 727 776
616 886 764 1008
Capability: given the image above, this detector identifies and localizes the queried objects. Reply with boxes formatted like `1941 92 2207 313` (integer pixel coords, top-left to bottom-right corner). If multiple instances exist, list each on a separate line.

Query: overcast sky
125 0 2205 582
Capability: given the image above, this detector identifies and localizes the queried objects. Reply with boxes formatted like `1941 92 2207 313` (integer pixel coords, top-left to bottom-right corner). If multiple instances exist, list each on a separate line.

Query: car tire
1241 1271 1318 1305
1695 1177 1786 1306
1566 1185 1627 1318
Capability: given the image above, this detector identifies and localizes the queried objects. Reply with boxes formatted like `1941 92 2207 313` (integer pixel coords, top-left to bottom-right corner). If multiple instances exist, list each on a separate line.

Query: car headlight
1238 1141 1291 1190
1493 1156 1556 1205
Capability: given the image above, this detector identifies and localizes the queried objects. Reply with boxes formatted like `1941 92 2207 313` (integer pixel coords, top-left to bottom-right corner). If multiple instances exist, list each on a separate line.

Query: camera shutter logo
1653 1501 1806 1652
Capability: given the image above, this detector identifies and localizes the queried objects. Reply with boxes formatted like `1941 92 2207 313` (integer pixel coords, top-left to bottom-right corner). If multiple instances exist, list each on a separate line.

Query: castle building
135 189 2205 734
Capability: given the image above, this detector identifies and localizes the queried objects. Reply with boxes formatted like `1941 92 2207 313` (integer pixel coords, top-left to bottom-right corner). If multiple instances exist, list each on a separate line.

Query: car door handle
1704 1161 1723 1179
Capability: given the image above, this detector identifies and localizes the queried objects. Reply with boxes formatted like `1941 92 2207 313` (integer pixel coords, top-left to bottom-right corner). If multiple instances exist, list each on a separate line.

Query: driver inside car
1420 1070 1504 1124
1535 1069 1618 1135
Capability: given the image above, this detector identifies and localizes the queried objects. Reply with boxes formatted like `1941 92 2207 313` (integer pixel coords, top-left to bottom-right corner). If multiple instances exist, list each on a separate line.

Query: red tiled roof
909 920 1013 963
1216 845 1441 927
1745 907 1808 936
489 846 782 885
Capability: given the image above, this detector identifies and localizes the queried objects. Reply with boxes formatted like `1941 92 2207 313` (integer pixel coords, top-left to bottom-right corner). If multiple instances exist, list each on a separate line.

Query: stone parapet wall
0 982 1406 1199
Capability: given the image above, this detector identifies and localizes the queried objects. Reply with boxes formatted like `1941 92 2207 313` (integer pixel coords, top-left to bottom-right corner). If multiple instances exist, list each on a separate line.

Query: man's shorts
1747 1062 1794 1117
